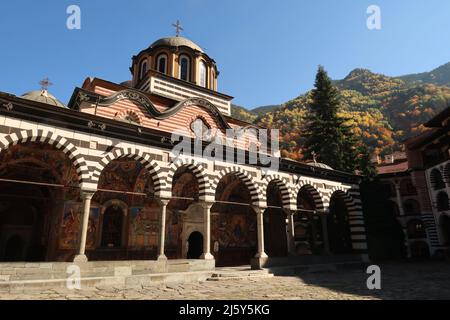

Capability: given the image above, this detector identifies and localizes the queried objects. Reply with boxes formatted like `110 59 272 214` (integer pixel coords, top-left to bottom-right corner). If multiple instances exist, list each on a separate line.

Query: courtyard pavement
1 262 449 300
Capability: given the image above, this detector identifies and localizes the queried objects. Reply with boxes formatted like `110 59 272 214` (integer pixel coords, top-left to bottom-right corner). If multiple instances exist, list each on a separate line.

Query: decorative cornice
74 88 232 130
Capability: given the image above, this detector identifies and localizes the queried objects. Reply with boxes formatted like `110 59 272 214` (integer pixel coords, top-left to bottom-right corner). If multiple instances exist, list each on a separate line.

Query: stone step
0 270 216 294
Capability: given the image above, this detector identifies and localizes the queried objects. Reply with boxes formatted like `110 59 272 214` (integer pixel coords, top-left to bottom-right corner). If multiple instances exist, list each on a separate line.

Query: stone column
157 199 169 261
320 212 331 255
251 207 268 269
201 202 214 260
284 209 296 255
394 182 405 216
73 192 94 263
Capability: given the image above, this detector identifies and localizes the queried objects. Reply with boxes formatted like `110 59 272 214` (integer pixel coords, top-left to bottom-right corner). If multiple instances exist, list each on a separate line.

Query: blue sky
1 0 449 109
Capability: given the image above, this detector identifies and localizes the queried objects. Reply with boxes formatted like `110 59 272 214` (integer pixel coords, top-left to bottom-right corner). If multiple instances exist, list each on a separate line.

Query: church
0 32 368 271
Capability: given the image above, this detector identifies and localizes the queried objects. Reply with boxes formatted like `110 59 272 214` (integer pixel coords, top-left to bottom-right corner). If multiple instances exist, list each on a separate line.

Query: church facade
0 35 368 268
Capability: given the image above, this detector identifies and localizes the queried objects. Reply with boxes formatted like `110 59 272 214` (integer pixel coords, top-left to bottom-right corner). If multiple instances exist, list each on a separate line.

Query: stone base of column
201 253 215 260
251 253 268 270
73 254 88 263
157 254 168 261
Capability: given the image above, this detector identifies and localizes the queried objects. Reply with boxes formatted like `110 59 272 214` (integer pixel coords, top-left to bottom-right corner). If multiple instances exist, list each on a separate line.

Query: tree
303 66 374 176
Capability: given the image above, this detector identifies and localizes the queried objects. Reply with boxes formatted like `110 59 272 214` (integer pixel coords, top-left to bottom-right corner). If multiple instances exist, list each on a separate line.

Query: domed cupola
21 90 66 108
131 24 219 91
21 78 66 108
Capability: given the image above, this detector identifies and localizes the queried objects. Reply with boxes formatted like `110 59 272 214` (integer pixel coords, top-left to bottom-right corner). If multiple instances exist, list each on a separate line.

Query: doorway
187 231 203 259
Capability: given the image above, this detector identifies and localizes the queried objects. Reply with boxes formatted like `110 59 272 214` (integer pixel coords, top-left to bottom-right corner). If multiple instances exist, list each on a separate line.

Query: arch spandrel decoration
165 158 213 202
262 174 295 210
92 147 165 198
293 183 326 213
0 129 89 187
212 166 264 208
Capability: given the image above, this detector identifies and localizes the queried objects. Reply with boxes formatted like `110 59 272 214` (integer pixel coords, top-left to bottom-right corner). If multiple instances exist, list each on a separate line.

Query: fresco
59 202 100 249
212 213 256 248
129 205 159 248
94 159 145 204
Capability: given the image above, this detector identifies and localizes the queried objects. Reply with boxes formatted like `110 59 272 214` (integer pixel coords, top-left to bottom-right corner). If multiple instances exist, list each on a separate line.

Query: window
157 54 167 74
437 192 449 211
179 55 190 81
199 60 207 88
139 60 148 80
431 169 445 190
403 199 420 215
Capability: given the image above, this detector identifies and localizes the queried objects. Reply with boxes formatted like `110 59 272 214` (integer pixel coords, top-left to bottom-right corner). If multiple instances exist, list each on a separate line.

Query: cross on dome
172 20 183 37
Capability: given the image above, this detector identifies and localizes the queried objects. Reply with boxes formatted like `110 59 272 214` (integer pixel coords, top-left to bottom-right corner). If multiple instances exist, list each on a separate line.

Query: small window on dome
200 60 207 88
157 54 167 74
179 55 190 82
139 60 148 80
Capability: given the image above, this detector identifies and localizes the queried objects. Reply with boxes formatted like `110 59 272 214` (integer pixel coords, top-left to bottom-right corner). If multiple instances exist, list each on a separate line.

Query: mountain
251 105 280 116
231 63 450 161
398 62 450 87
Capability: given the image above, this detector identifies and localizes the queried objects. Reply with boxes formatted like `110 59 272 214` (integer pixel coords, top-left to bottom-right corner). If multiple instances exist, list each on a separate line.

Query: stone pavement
1 262 449 300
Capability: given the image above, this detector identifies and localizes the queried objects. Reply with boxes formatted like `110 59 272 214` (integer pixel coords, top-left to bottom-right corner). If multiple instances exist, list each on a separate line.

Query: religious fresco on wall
165 208 182 249
131 169 154 207
94 159 144 204
0 143 76 185
212 213 256 248
129 205 159 248
59 202 100 249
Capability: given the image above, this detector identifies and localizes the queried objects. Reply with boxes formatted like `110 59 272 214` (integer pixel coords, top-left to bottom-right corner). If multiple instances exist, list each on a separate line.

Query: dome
306 162 333 170
150 36 204 53
21 90 66 108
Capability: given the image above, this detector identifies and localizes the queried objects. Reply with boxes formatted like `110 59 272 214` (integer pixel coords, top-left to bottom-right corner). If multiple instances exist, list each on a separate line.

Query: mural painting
129 205 159 248
60 203 100 249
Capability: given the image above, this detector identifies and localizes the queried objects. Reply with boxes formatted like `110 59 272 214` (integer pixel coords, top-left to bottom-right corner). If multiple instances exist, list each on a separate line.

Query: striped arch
92 147 165 197
329 187 367 254
293 182 325 212
165 158 212 201
262 174 295 210
0 128 89 187
212 166 264 207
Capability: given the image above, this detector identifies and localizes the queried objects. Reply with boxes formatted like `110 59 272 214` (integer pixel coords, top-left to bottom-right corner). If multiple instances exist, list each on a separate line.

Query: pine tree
303 66 349 171
303 65 375 176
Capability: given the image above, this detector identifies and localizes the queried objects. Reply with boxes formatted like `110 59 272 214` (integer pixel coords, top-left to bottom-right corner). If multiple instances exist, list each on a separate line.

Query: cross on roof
172 20 183 37
39 77 53 91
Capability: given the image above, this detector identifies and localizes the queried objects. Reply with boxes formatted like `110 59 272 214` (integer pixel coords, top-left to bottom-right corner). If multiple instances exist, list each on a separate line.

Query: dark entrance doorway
4 235 25 261
101 206 124 248
187 231 203 259
328 193 352 254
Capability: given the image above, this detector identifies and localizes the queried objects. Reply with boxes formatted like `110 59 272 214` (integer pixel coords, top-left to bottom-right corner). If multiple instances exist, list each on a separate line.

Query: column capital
156 198 170 206
252 206 266 214
81 190 95 200
200 201 214 209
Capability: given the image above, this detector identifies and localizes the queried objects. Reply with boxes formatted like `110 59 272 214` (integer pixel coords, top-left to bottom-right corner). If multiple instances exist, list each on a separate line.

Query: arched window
139 60 148 81
445 163 450 185
179 55 190 81
157 54 167 74
431 169 445 190
437 192 449 211
199 60 207 88
403 199 420 215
